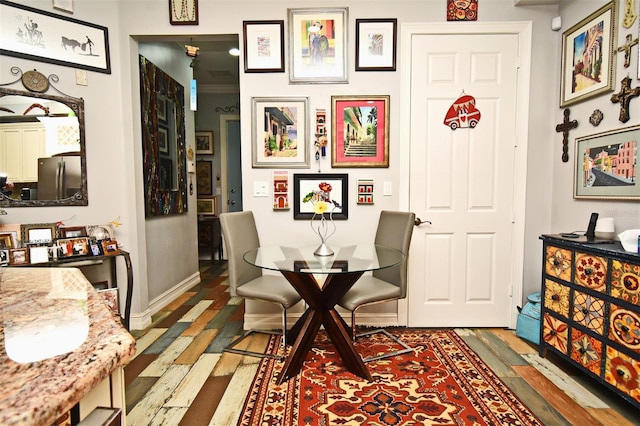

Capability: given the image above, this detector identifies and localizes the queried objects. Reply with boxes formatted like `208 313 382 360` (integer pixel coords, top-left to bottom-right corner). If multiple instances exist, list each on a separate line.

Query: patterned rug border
239 328 543 426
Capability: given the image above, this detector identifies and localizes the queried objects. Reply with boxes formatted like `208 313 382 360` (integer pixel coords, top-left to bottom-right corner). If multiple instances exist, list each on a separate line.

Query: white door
405 25 529 327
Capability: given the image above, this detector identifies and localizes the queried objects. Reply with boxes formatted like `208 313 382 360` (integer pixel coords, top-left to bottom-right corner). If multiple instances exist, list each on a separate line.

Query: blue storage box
516 292 541 345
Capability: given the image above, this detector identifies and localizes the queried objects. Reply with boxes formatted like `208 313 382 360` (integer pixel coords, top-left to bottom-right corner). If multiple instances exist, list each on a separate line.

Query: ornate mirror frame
0 67 88 207
139 55 187 217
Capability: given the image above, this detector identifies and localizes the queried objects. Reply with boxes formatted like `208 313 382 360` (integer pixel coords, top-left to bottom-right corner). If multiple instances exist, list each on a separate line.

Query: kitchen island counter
0 267 136 425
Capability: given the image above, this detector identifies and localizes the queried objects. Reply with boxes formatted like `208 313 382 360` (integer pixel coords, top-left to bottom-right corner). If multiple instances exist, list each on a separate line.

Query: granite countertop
0 267 136 426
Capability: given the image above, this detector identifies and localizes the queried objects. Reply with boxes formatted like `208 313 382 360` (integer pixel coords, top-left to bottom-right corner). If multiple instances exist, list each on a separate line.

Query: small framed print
196 160 213 195
59 226 88 238
195 131 214 155
157 95 167 123
169 0 198 25
58 237 90 257
10 248 29 265
102 239 120 256
197 198 217 215
21 223 57 244
29 246 50 264
0 232 14 249
293 173 348 220
52 0 73 13
158 126 169 154
89 239 103 256
355 19 397 71
0 249 9 266
243 20 285 73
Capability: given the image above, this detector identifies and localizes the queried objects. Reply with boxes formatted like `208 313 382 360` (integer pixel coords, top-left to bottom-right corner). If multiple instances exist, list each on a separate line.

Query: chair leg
223 305 288 360
351 308 413 362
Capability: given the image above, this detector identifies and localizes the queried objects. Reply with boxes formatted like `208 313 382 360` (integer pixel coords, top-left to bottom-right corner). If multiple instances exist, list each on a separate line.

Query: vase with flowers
303 182 341 256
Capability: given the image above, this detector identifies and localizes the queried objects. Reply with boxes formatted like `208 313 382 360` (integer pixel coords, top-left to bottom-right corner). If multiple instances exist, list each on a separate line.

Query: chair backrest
219 211 262 296
372 210 416 298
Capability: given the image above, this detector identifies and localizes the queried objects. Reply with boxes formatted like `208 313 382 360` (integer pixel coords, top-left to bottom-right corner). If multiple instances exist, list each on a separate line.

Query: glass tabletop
243 244 405 274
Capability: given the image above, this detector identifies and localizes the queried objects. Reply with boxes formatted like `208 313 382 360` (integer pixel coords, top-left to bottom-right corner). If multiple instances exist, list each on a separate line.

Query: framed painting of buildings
574 125 640 199
251 97 310 168
560 1 616 107
331 95 389 168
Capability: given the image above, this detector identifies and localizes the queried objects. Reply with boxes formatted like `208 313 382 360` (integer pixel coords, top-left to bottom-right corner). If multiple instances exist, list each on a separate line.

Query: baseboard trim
129 272 201 330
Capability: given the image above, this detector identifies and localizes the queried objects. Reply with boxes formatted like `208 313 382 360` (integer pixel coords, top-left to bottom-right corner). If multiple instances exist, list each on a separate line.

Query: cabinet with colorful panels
539 235 639 409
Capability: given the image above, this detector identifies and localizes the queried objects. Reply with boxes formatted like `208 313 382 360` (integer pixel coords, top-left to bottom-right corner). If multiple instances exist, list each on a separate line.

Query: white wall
4 0 605 329
552 1 640 236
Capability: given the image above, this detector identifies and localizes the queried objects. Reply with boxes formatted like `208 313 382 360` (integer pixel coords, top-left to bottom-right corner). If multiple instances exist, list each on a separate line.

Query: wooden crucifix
611 76 640 123
556 108 578 163
617 33 639 68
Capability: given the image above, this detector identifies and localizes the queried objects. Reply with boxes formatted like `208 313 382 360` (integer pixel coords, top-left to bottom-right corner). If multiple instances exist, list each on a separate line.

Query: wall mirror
0 68 87 207
139 55 187 216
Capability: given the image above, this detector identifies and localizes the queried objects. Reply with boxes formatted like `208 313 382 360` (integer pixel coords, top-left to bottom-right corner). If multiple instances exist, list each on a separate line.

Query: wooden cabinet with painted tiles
539 235 640 410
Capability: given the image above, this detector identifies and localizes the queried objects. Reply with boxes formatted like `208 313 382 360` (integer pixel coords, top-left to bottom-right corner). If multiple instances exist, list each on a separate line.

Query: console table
539 235 639 409
9 250 133 330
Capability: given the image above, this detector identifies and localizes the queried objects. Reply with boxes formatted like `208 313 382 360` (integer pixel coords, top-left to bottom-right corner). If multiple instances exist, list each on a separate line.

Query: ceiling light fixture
185 44 199 59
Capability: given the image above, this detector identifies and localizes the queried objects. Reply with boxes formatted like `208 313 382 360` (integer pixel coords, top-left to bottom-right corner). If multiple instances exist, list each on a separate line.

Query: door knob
230 189 236 194
230 200 236 205
415 218 432 226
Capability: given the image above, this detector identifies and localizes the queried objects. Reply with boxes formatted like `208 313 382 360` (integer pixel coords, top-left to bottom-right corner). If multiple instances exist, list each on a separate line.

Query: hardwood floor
124 260 639 426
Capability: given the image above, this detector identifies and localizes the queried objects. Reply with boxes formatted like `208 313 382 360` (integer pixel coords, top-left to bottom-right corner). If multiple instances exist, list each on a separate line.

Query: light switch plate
253 181 269 197
75 69 88 86
383 181 392 196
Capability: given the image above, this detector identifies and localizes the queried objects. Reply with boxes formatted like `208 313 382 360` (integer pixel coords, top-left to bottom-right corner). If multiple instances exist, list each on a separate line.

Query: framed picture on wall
574 125 640 200
251 97 310 168
195 130 214 154
293 173 348 220
560 1 616 107
168 0 198 25
0 0 111 73
197 198 217 215
288 7 348 83
331 95 390 168
196 160 213 195
355 19 397 71
243 20 285 73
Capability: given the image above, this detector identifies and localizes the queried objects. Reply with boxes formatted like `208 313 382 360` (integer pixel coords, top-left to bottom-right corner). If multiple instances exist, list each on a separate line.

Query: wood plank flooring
124 260 639 425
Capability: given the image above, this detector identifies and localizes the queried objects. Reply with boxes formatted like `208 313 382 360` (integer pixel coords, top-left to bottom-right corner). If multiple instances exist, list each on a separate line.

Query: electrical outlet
75 69 88 86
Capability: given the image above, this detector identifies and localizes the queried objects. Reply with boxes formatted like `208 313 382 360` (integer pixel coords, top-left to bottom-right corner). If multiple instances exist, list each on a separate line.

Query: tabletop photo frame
560 1 616 107
0 0 111 73
288 7 348 84
574 125 640 200
252 97 310 168
331 95 390 168
293 173 348 220
355 18 397 71
243 20 285 73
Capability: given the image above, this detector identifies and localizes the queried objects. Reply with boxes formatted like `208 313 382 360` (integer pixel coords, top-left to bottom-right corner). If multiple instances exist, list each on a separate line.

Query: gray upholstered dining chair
219 211 302 360
338 210 416 362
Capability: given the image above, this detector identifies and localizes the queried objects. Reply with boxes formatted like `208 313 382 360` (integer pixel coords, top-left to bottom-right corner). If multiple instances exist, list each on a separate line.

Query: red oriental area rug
239 329 542 425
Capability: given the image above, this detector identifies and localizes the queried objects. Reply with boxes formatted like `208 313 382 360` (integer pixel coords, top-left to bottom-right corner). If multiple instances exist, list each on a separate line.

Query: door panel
226 120 242 212
408 33 519 327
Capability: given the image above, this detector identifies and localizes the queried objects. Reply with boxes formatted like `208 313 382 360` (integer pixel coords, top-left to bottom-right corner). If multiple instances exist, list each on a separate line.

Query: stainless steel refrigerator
37 155 81 200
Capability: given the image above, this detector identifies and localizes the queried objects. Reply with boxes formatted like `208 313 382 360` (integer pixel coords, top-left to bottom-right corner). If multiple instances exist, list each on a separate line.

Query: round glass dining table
243 244 405 383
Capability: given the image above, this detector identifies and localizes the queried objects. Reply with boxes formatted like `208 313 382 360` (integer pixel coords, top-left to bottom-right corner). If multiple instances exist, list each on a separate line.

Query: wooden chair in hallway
338 210 416 362
219 211 302 359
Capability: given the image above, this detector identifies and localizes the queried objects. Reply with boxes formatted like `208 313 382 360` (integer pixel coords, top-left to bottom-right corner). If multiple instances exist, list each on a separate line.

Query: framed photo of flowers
560 1 616 107
288 7 348 83
293 173 348 220
355 19 397 71
331 95 390 168
574 125 640 200
243 20 285 73
252 97 310 168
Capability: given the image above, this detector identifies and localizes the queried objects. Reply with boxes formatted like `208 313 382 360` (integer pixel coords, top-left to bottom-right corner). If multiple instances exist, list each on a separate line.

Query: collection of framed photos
243 9 397 79
559 1 640 200
0 223 119 267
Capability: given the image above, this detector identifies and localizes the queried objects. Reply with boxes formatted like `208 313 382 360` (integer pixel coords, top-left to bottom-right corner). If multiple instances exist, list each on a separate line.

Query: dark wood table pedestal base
277 270 372 384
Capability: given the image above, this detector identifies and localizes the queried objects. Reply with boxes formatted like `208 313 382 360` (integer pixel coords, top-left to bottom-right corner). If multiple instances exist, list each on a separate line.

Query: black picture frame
293 173 348 220
355 18 397 71
0 0 111 74
243 20 285 73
